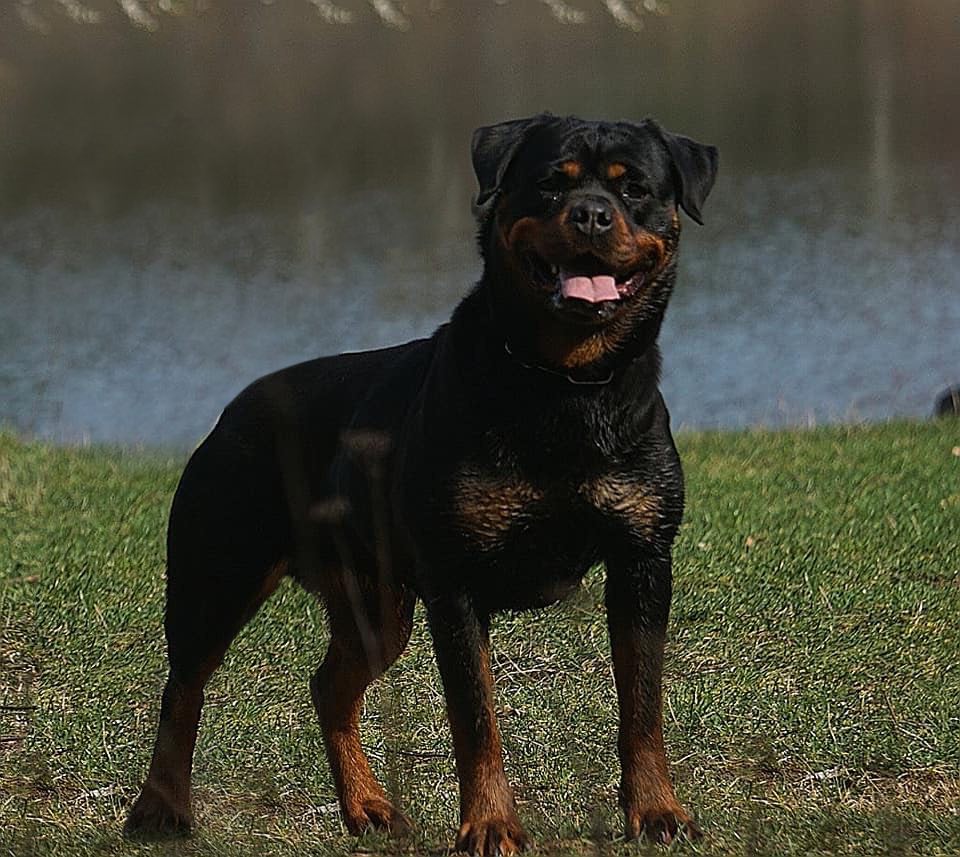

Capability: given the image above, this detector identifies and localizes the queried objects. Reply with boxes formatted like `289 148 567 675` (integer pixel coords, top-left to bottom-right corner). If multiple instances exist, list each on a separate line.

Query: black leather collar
502 341 615 386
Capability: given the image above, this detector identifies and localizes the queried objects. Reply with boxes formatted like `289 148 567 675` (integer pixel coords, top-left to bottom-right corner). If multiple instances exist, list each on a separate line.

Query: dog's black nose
569 198 614 236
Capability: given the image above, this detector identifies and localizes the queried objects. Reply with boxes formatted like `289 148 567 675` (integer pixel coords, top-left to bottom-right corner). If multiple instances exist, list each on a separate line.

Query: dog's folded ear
472 114 552 207
655 127 719 225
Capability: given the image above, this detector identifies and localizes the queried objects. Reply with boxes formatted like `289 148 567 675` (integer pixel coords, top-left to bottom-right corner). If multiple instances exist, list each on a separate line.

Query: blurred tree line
0 1 956 213
6 0 668 33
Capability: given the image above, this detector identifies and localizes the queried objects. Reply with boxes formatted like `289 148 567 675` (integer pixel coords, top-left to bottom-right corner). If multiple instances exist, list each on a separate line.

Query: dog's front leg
425 591 529 856
605 555 701 845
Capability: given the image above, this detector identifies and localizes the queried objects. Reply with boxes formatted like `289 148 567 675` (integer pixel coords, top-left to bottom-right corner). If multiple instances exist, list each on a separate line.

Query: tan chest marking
581 474 661 537
453 467 544 549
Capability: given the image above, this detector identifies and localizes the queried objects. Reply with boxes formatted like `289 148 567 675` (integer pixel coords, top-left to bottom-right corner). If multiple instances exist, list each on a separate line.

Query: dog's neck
447 282 663 391
501 339 617 386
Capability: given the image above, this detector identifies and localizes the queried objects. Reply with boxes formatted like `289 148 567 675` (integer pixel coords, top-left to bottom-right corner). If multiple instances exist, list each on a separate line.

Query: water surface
1 1 957 445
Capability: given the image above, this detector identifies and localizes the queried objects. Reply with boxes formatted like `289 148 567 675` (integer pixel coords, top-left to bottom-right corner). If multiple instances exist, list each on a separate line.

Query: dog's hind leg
310 576 416 835
125 551 287 837
125 441 290 838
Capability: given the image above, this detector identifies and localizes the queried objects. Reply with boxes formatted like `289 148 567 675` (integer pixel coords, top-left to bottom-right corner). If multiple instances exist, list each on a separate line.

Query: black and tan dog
125 114 717 855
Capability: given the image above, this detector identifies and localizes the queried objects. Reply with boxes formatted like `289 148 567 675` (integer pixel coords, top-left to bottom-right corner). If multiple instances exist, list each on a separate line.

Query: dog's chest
450 463 662 553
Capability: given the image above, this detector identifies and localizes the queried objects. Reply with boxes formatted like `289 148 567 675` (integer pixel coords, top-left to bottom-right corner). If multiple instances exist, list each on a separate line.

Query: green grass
1 422 958 856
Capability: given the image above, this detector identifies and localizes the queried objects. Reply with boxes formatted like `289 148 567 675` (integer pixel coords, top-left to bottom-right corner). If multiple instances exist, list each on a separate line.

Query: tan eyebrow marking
607 162 627 179
559 160 582 179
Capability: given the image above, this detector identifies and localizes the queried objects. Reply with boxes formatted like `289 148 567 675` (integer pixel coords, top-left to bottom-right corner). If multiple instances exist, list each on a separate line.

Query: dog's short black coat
126 114 718 855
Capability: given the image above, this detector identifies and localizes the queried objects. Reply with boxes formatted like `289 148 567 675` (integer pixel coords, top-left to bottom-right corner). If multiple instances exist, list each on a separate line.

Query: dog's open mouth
525 252 645 305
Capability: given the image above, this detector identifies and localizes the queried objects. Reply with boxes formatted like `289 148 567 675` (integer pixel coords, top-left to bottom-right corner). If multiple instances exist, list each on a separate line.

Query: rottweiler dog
125 114 717 855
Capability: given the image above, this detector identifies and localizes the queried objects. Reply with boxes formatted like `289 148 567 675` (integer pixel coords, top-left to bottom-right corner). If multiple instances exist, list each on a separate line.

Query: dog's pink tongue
560 274 619 303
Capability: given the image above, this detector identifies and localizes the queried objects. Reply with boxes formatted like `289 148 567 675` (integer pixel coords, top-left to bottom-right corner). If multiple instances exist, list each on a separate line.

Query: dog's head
472 114 717 366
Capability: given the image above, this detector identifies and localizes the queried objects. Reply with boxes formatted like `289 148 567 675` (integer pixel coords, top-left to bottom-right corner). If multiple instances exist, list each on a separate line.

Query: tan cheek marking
635 231 667 257
581 475 661 538
607 163 627 180
560 160 582 179
453 468 544 549
634 231 669 272
504 215 541 249
504 212 573 257
610 207 628 234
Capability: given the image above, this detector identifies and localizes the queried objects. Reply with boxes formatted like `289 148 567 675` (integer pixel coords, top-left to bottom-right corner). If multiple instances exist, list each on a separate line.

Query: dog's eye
537 176 564 202
620 180 648 201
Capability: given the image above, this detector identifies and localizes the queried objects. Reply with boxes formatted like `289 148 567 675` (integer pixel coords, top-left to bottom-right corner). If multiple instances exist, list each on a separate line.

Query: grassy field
1 422 958 856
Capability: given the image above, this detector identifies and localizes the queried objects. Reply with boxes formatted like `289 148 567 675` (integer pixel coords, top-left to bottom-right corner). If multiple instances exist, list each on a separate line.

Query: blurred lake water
1 0 958 445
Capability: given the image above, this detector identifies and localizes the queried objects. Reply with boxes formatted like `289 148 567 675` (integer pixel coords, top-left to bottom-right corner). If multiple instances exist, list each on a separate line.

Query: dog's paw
624 805 702 846
342 795 412 836
123 782 193 839
455 816 530 856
